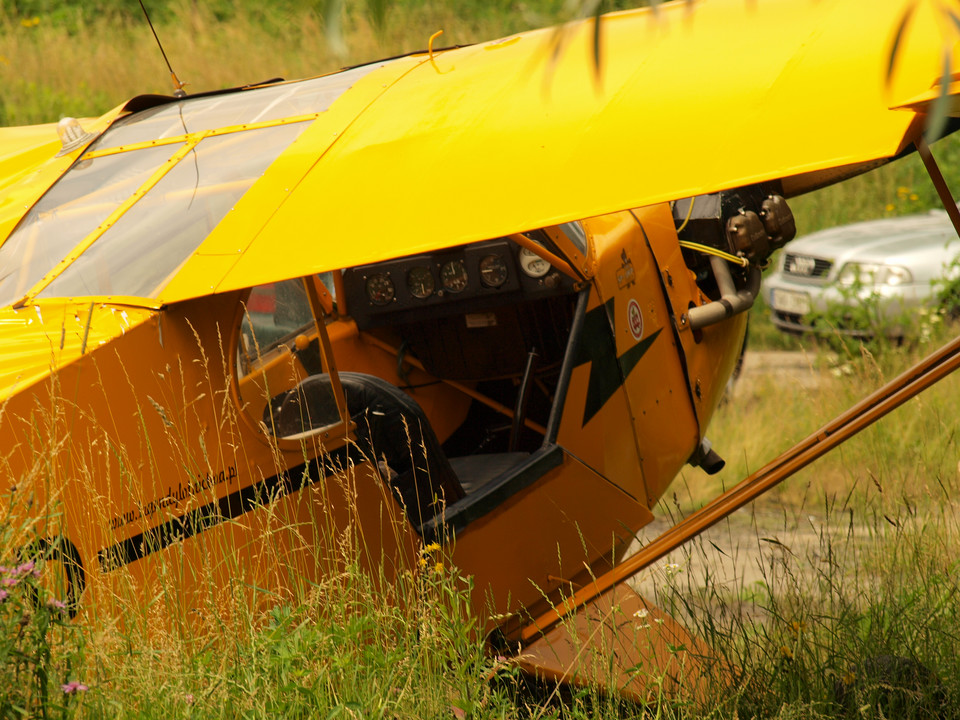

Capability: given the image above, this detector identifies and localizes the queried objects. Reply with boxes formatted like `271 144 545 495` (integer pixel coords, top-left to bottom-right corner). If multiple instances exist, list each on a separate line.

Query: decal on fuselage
97 449 351 573
616 250 636 289
574 297 659 426
108 466 239 531
627 299 643 341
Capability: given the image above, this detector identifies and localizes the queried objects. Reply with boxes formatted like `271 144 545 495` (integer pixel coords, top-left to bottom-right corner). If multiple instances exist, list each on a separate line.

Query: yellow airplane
1 0 959 700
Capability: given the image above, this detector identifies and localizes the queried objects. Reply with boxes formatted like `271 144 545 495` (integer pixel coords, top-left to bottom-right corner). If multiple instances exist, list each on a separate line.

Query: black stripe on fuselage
96 443 354 573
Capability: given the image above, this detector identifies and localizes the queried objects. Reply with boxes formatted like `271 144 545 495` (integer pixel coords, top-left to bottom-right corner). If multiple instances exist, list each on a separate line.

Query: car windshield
0 65 376 307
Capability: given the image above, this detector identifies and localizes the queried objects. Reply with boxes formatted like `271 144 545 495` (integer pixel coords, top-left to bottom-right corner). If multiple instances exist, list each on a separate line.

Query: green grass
658 503 960 719
789 135 960 235
0 523 518 718
0 0 619 126
5 429 960 719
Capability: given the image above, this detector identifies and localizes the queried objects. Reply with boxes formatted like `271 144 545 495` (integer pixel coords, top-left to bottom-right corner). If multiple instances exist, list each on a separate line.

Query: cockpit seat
448 453 530 496
265 372 465 526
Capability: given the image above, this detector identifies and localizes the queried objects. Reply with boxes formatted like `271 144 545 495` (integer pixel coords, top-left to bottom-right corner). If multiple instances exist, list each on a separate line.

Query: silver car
765 211 960 335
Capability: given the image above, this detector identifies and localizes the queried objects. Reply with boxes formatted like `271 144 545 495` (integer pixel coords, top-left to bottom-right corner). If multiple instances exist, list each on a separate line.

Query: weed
0 515 88 717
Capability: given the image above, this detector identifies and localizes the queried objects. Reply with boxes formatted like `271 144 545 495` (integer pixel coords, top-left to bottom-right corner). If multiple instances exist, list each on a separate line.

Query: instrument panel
342 238 576 330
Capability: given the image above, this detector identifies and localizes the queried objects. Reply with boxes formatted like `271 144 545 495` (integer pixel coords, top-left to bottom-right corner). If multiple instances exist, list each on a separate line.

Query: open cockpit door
324 217 694 620
236 274 470 527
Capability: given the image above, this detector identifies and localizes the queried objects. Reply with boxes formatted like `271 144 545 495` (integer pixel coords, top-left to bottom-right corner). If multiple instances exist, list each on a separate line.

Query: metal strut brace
917 136 960 238
522 331 960 641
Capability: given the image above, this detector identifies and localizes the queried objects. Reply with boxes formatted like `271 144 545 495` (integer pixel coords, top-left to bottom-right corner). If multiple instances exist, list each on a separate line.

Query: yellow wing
0 123 61 239
1 0 957 307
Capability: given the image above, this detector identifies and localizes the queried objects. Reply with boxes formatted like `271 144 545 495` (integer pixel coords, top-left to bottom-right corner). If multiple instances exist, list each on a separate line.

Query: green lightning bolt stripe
573 297 660 426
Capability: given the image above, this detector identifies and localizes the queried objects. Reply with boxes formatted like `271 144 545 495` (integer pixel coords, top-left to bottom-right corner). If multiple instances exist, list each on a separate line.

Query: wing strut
917 136 960 237
521 329 960 641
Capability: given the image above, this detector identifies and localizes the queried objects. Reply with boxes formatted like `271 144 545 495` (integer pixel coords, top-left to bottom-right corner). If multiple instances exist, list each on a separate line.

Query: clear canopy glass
0 63 379 306
40 123 307 299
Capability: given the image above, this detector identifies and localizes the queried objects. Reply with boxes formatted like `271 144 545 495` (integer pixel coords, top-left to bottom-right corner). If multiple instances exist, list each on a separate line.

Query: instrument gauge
518 247 551 278
407 266 435 299
440 259 468 293
479 254 508 288
365 273 395 306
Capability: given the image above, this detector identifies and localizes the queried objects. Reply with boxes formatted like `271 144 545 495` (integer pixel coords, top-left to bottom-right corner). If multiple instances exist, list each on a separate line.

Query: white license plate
771 289 811 315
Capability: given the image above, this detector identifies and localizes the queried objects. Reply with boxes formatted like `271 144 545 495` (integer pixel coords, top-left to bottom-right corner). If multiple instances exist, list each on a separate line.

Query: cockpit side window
236 276 350 443
238 279 315 376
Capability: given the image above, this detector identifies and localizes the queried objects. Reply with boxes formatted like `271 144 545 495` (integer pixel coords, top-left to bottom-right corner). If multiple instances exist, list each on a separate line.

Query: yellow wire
678 240 750 267
676 196 696 234
675 196 749 267
428 30 443 59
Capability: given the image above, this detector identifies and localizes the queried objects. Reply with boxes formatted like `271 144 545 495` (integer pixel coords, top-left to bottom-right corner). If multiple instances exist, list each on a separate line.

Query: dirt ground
730 349 826 397
627 351 838 608
626 510 839 609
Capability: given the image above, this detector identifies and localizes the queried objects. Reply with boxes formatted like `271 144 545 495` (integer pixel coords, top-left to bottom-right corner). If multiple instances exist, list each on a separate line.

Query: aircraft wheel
21 537 86 618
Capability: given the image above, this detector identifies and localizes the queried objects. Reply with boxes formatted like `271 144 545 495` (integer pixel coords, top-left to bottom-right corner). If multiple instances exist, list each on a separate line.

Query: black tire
21 537 86 618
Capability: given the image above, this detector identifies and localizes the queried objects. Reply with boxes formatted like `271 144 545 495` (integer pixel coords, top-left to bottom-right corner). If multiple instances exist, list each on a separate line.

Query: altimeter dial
407 266 435 299
365 273 395 305
440 259 468 293
479 254 508 288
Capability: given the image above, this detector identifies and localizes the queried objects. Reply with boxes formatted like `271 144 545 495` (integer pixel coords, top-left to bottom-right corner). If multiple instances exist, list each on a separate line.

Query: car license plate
771 289 811 315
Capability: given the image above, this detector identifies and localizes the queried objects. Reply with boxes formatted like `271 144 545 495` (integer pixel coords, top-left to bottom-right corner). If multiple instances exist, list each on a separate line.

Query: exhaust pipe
688 255 761 330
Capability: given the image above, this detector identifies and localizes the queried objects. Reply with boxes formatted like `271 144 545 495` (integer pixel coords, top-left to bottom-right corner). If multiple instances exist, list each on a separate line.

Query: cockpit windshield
0 65 377 307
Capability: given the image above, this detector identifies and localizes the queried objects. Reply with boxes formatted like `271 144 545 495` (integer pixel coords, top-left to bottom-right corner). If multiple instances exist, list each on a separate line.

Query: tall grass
0 392 519 719
0 0 594 126
681 319 960 515
789 134 960 235
643 491 960 719
634 323 960 717
6 375 959 719
3 320 959 718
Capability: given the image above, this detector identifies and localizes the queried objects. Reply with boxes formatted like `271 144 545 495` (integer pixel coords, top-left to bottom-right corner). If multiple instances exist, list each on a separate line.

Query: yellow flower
780 645 794 659
418 556 428 568
842 669 856 686
19 16 40 28
910 193 919 201
433 561 444 573
789 619 807 636
421 542 441 555
664 562 682 577
885 203 895 212
897 186 910 198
